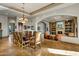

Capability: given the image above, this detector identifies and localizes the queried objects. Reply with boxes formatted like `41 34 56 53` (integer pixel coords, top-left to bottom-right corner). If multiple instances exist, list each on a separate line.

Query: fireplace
58 31 63 34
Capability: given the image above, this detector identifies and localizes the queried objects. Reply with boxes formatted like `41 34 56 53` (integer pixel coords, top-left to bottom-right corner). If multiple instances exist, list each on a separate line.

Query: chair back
13 32 23 44
25 31 29 37
13 32 19 41
29 31 32 37
18 32 23 41
35 32 41 43
33 31 36 36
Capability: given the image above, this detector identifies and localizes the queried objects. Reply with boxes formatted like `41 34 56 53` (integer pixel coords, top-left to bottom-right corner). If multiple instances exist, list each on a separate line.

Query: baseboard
0 36 9 39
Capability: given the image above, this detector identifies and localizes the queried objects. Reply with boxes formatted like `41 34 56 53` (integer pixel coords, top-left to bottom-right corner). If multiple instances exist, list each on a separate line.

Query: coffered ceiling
0 3 62 17
0 3 51 13
0 3 76 19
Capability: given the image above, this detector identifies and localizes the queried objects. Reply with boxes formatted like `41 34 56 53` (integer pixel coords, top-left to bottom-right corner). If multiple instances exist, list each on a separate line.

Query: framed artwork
31 26 34 30
28 26 30 28
24 25 27 30
38 26 40 30
56 21 64 29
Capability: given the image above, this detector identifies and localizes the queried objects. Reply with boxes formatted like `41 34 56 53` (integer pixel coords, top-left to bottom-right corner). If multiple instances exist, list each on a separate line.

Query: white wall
38 22 45 33
0 15 16 37
43 21 50 34
25 18 38 31
0 15 9 37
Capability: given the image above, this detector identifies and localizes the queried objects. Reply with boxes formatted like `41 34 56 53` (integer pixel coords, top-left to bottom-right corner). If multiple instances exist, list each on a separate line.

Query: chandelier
19 3 28 24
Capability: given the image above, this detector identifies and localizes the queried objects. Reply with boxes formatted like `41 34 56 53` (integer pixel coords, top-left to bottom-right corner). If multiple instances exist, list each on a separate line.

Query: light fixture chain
19 3 28 24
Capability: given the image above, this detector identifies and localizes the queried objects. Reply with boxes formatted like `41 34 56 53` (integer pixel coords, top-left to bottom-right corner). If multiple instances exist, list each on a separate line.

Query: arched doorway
37 21 46 39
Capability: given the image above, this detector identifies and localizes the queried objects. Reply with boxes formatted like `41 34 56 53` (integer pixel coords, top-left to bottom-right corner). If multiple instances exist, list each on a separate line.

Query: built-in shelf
65 20 74 33
49 17 77 37
49 22 56 35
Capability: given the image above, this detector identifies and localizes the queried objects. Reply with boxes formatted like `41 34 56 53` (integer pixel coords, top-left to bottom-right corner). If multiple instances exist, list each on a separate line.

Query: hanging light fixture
19 3 28 24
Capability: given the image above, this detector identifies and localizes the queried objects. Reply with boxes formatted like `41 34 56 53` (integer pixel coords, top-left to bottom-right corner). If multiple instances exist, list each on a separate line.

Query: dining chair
30 32 41 49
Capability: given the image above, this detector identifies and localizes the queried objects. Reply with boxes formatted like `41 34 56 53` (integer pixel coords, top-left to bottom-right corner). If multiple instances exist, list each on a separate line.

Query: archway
37 21 47 39
37 21 46 33
37 15 78 37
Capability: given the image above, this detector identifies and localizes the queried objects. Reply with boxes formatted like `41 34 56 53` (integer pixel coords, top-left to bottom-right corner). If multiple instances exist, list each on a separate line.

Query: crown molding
30 3 62 15
0 3 62 16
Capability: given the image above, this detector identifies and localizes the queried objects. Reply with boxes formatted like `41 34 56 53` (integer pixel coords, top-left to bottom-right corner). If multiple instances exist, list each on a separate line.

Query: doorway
37 22 46 39
37 22 46 34
0 23 2 39
8 23 15 34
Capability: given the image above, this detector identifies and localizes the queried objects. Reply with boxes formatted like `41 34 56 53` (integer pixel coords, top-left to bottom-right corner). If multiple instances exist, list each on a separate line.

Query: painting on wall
56 21 64 29
24 25 27 30
24 25 34 30
38 26 40 30
28 26 30 28
31 26 34 30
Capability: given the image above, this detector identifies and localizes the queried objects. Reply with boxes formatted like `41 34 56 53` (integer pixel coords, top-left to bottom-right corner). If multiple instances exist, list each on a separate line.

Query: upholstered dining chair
19 32 30 48
30 32 41 49
13 32 30 48
25 31 29 40
13 32 23 48
33 31 36 36
29 31 32 37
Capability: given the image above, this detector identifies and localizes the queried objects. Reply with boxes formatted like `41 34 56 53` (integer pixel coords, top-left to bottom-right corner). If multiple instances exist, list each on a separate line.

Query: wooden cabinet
49 16 77 37
49 22 56 35
65 20 74 33
65 19 76 36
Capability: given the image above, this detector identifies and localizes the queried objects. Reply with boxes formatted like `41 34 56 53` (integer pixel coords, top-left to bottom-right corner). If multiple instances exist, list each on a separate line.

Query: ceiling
0 3 62 18
42 15 76 22
0 3 76 19
0 3 51 13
